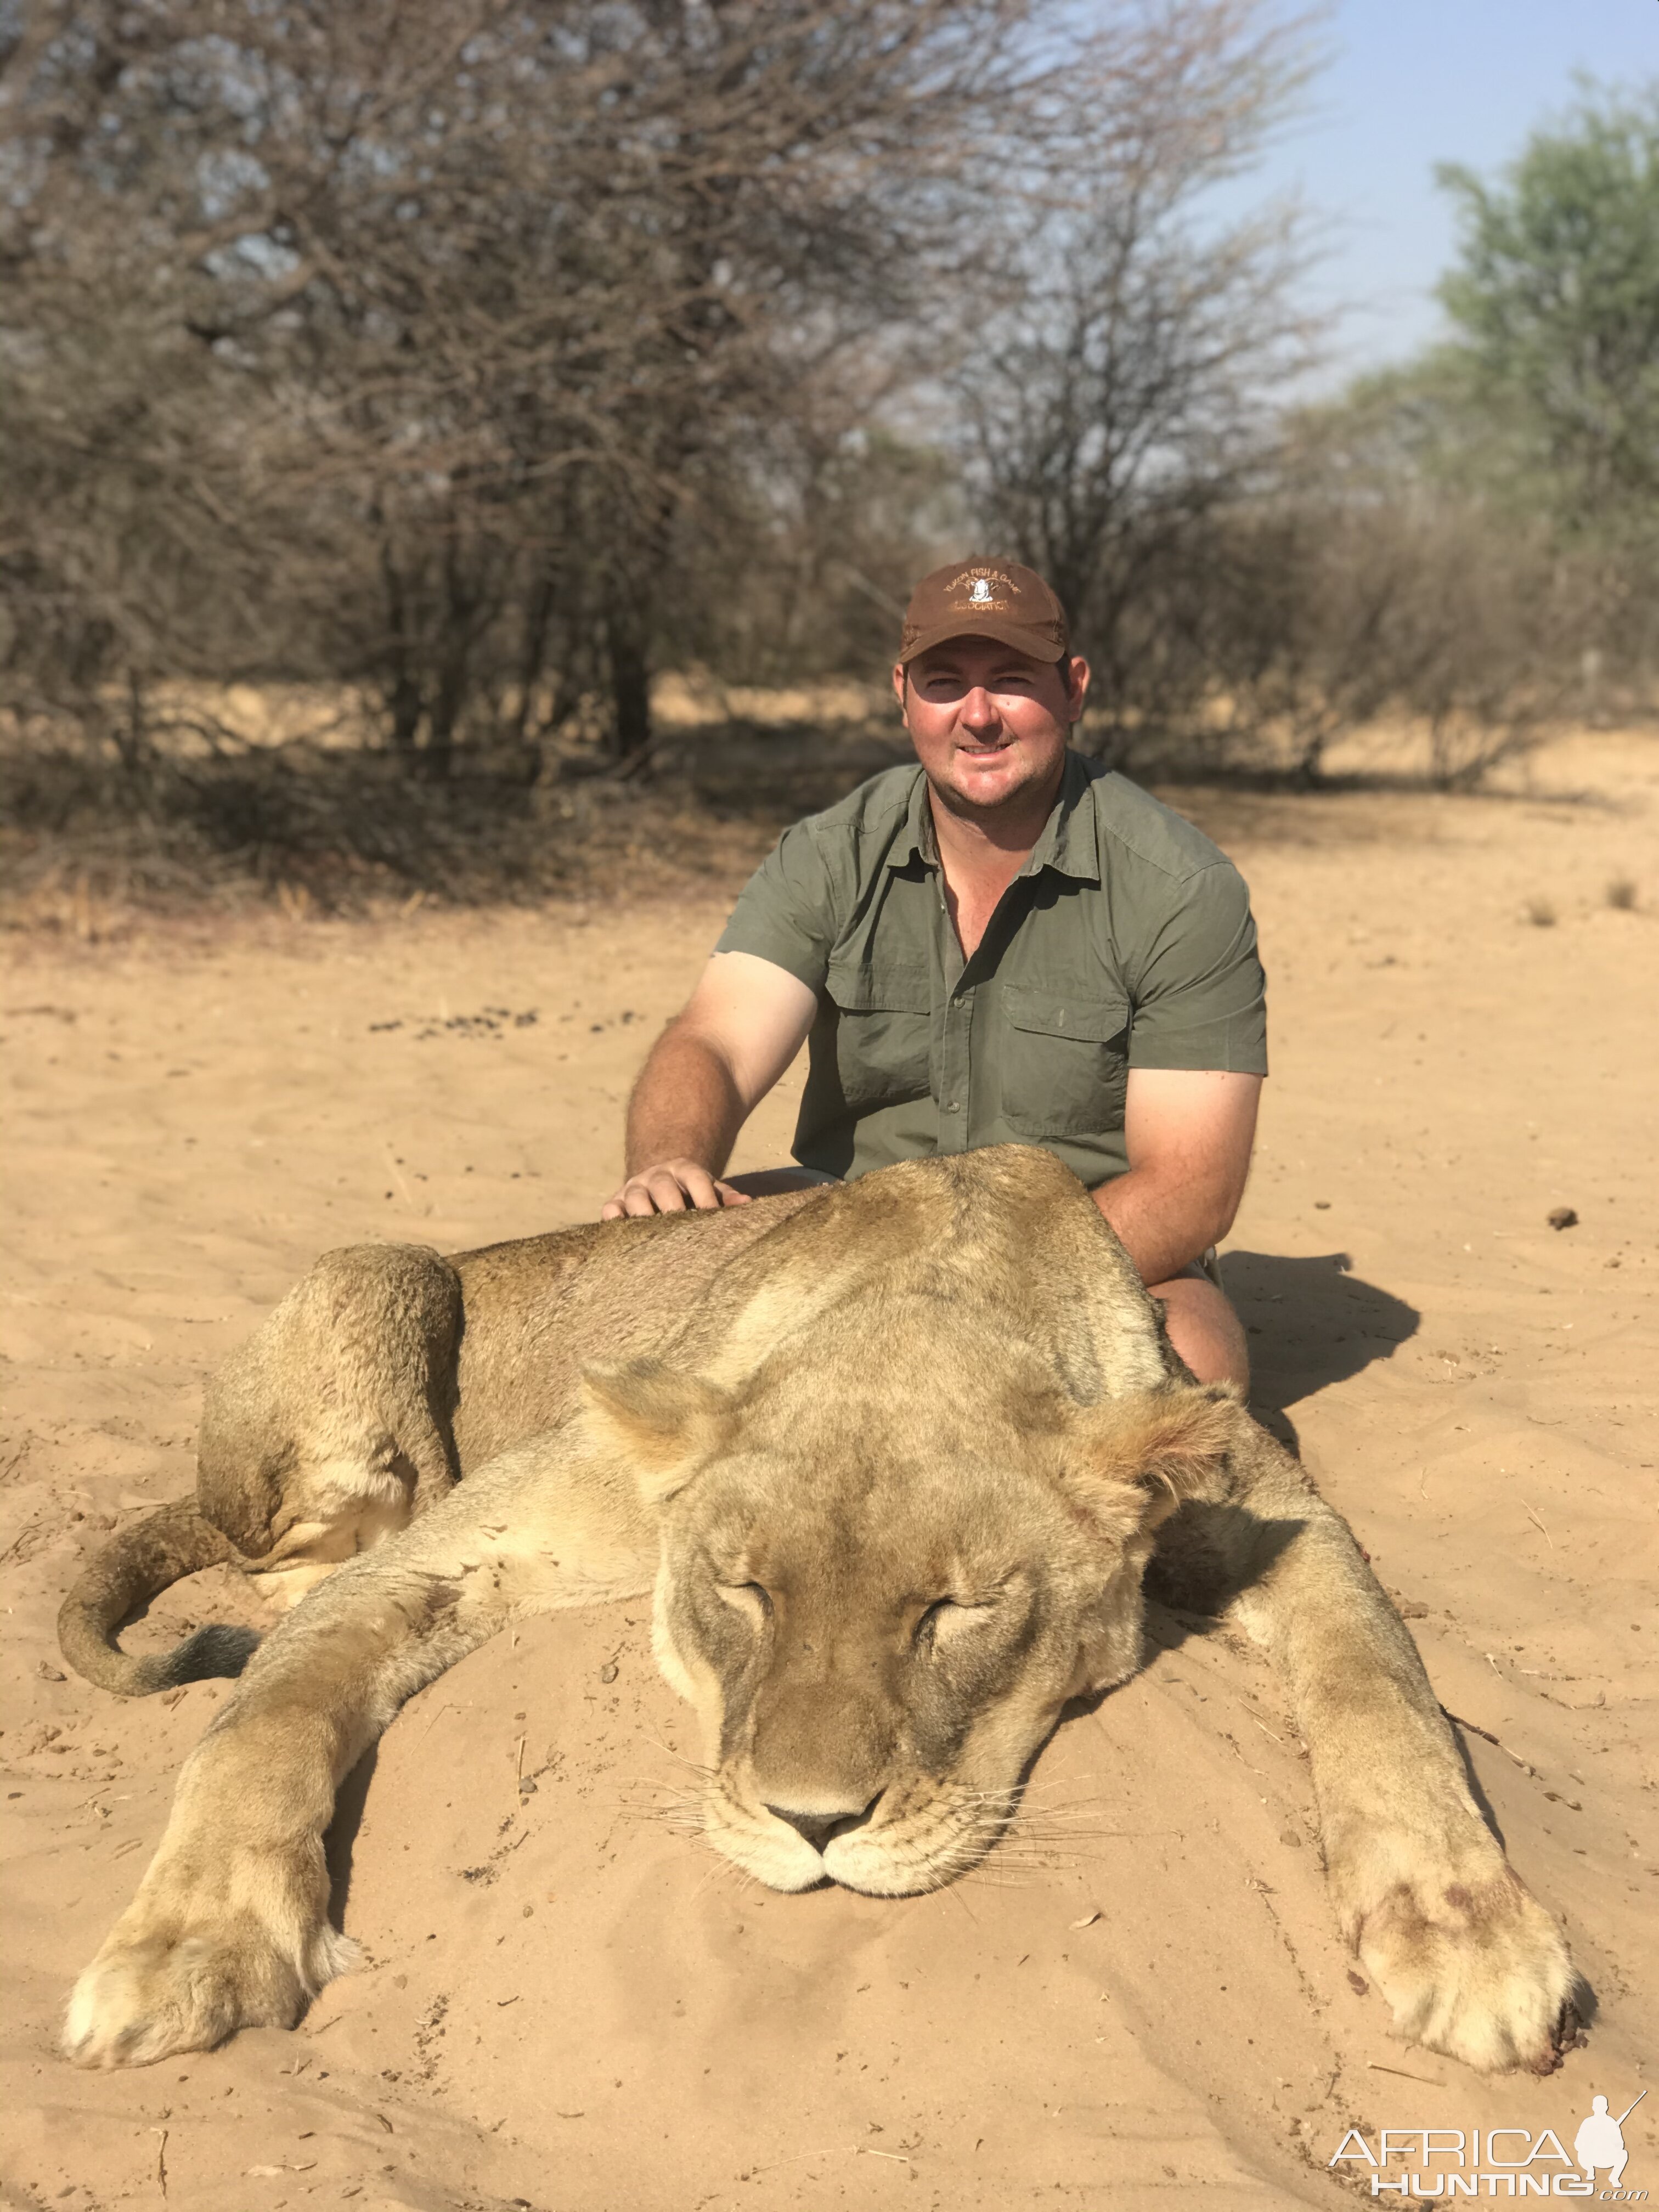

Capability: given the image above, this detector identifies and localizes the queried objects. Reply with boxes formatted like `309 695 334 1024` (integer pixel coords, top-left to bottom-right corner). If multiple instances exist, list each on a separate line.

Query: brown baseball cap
898 557 1070 666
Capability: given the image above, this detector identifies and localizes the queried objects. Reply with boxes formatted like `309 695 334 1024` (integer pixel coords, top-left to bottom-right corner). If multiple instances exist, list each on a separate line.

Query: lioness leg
196 1243 464 1561
1171 1425 1576 2075
65 1437 653 2068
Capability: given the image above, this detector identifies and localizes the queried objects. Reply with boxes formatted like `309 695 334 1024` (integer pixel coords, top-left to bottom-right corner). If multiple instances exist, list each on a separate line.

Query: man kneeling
603 558 1266 1390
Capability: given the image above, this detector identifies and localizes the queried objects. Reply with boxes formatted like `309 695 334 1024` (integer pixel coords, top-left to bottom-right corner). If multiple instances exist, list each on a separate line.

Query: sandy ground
2 731 1655 2211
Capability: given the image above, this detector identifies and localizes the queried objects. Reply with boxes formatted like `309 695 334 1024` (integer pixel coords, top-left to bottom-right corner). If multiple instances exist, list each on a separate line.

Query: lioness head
584 1313 1239 1898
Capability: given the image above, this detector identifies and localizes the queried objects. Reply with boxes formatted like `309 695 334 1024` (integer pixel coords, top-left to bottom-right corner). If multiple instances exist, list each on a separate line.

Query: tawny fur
59 1148 1578 2079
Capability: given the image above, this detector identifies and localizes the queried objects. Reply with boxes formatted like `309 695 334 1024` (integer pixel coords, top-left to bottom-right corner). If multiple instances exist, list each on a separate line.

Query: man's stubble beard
922 746 1066 828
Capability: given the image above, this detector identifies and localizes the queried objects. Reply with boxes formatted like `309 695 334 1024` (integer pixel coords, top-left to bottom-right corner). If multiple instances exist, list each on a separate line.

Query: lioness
59 1148 1577 2075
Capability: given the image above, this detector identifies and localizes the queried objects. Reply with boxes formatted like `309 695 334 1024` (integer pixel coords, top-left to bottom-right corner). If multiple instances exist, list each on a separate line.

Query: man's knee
1147 1272 1249 1391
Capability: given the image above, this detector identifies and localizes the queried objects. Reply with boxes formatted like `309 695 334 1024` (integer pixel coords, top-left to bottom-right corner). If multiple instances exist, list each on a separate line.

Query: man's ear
580 1361 735 1506
1059 1384 1242 1541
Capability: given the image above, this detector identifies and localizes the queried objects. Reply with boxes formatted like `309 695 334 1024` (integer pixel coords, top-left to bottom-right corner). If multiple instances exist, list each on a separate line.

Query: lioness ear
1061 1384 1242 1539
580 1361 735 1506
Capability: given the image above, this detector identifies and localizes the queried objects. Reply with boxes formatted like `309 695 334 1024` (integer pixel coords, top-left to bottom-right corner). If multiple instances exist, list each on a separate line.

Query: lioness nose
765 1795 882 1854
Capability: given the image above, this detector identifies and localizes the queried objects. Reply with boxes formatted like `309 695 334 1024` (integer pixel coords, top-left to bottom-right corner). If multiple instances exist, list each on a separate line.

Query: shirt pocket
1000 984 1130 1139
823 959 933 1113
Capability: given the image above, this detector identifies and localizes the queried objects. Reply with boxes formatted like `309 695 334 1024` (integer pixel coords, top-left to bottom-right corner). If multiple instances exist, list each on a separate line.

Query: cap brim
900 619 1066 667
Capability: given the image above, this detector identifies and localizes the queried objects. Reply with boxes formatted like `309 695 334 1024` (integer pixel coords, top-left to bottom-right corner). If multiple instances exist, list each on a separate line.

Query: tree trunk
507 569 556 748
423 527 478 782
380 548 424 757
113 668 148 776
606 616 652 764
424 652 465 780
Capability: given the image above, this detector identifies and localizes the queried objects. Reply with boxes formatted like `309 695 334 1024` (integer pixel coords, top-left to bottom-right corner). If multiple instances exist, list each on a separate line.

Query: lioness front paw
1346 1858 1577 2075
65 1909 354 2069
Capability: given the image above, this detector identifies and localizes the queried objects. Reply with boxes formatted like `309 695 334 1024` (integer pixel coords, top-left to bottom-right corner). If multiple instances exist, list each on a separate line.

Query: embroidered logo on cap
898 556 1067 662
946 563 1019 614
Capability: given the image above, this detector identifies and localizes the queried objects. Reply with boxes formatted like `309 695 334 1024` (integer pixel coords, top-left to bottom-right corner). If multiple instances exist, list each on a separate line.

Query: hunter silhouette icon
1575 2090 1645 2188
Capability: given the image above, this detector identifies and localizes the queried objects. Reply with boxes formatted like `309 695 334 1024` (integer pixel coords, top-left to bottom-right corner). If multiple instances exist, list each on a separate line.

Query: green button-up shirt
715 751 1267 1188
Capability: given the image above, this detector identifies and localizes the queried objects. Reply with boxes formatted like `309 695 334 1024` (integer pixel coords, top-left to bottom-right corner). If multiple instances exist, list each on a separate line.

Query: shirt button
945 1101 961 1113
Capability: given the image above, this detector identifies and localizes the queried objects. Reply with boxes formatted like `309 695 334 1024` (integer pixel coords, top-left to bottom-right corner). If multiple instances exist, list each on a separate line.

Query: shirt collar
891 751 1099 882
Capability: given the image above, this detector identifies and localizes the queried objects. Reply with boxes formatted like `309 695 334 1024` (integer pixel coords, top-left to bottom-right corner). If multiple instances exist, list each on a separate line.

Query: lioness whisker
994 1813 1113 1836
958 1804 1104 1827
979 1835 1103 1863
608 1776 712 1841
982 1835 1101 1862
954 1867 1060 1892
950 1798 1105 1824
982 1831 1097 1867
955 1778 1110 1796
683 1848 753 1905
637 1735 716 1781
611 1798 708 1832
995 1773 1104 1795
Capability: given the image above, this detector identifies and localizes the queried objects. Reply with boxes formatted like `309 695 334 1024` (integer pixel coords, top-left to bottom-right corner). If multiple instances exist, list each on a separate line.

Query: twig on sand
742 2142 918 2180
1442 1707 1538 1779
1368 2061 1444 2087
1523 1501 1554 1549
742 2145 849 2180
151 2126 168 2200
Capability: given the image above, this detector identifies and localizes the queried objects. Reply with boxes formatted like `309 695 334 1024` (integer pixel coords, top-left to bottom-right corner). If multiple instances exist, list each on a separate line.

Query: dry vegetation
2 10 1654 920
7 675 1649 943
0 679 915 929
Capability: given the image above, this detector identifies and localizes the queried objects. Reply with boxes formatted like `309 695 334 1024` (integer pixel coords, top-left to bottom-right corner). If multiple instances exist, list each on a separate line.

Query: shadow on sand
1221 1249 1420 1456
325 1742 379 1931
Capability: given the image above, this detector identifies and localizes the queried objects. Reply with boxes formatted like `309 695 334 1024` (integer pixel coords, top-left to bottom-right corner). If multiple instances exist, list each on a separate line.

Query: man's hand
600 952 817 1220
602 1158 751 1218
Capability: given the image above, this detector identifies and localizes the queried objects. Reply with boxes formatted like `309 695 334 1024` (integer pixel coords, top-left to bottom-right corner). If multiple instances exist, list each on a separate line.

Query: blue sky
1245 0 1657 384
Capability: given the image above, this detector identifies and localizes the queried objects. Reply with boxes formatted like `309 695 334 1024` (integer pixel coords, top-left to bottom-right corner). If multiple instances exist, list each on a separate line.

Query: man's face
893 636 1090 818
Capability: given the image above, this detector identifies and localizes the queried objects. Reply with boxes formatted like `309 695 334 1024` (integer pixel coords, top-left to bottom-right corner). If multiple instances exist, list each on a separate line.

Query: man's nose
957 685 1001 732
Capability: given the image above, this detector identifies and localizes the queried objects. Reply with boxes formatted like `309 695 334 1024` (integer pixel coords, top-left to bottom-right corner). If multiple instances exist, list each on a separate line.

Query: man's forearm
1091 1165 1240 1288
623 1025 747 1178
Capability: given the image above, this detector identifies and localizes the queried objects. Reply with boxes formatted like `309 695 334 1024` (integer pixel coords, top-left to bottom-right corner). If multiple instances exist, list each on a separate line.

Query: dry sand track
1 731 1655 2210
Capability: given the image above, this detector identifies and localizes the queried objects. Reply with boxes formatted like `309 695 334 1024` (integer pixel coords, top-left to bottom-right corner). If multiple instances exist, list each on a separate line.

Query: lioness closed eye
59 1148 1579 2076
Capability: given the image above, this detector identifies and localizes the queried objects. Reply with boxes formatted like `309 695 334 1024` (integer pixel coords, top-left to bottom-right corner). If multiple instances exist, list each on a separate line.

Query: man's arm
601 952 817 1218
1092 1067 1261 1286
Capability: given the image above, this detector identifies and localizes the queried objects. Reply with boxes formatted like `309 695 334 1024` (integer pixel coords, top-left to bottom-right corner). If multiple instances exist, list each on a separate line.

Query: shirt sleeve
1125 862 1268 1075
713 821 841 990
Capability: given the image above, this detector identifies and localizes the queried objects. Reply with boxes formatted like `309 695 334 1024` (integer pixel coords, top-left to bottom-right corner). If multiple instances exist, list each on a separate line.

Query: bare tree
1203 419 1598 788
953 0 1324 749
3 0 1098 766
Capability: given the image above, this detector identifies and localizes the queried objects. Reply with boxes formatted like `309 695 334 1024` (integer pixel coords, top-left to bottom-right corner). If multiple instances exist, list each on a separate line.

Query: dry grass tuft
1605 876 1638 911
1523 895 1558 928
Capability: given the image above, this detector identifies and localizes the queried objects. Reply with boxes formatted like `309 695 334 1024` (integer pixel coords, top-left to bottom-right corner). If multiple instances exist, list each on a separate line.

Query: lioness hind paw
64 1922 356 2069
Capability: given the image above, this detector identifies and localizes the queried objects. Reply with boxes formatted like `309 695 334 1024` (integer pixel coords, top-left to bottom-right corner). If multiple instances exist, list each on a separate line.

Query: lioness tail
57 1498 261 1697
